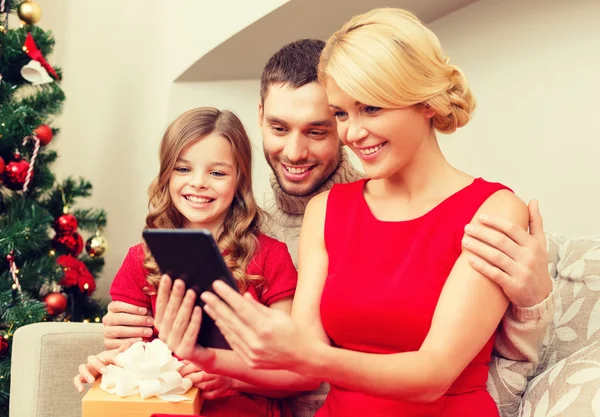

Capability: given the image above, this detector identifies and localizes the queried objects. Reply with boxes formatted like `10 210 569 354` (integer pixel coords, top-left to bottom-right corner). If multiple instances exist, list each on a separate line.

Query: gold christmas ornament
18 1 42 25
85 231 108 258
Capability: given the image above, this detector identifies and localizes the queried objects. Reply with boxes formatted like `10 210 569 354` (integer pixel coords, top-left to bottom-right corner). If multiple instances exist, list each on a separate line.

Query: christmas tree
0 1 108 414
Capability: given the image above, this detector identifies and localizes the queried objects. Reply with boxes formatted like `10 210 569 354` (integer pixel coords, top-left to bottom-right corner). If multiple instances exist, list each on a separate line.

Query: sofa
487 234 600 417
9 235 600 417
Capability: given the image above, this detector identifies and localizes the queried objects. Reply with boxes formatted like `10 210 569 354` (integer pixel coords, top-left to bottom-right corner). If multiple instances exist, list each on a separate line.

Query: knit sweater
263 150 364 268
262 149 554 417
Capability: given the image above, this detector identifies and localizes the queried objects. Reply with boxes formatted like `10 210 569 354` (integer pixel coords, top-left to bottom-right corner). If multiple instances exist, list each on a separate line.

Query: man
103 40 554 416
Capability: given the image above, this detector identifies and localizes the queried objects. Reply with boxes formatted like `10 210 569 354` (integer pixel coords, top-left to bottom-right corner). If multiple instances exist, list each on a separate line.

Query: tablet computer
142 228 239 349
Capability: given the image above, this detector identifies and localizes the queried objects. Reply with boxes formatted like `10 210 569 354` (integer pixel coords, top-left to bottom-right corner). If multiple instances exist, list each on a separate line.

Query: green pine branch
41 178 94 218
0 255 62 293
0 83 65 154
80 254 106 277
0 357 9 417
1 296 47 328
72 208 108 232
0 196 53 257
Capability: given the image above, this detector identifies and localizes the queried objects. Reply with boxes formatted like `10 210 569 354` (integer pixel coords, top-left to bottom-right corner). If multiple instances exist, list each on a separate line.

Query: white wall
38 0 600 300
166 81 271 203
38 0 287 299
429 0 600 237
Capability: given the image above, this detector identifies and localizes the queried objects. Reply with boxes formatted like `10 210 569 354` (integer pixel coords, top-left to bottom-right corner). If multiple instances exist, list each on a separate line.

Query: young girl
155 8 531 417
74 107 298 417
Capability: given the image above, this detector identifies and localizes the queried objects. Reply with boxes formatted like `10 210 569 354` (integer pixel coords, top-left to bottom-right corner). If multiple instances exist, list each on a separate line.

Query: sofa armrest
10 322 104 417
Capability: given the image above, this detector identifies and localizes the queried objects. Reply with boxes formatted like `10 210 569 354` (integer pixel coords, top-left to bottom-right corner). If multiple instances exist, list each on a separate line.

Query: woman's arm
221 297 311 397
203 190 529 403
462 201 555 364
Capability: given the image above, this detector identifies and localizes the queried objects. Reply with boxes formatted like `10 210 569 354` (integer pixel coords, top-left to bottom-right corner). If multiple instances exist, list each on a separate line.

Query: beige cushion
521 341 600 417
537 236 600 374
10 322 104 417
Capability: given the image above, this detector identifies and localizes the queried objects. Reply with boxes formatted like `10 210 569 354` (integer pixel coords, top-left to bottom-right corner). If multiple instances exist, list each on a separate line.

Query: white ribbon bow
100 339 193 402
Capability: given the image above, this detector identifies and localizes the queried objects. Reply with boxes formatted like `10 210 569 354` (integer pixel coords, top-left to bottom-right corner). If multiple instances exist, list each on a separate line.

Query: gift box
82 380 203 417
82 340 204 417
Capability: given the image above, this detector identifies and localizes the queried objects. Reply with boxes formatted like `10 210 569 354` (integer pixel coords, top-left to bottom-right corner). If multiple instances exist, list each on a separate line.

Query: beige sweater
263 150 554 415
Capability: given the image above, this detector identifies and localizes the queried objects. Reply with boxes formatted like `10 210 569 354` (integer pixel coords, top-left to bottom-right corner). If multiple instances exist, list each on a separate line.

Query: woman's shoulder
470 178 528 227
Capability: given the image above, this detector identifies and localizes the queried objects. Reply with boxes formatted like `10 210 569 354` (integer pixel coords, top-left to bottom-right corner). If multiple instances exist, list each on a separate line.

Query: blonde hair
143 107 264 293
318 8 476 134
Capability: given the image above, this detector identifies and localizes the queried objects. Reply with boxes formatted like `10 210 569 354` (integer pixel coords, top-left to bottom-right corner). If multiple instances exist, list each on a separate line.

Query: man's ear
258 102 264 128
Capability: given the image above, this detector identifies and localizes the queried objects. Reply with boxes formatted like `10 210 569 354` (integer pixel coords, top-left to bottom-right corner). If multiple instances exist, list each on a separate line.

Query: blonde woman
75 107 300 417
155 8 534 417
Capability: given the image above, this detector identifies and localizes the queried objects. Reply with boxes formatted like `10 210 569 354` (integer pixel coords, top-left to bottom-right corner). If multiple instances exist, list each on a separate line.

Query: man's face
260 82 342 197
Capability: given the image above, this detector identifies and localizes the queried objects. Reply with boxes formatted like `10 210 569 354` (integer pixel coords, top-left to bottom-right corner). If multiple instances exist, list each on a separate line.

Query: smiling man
259 40 363 265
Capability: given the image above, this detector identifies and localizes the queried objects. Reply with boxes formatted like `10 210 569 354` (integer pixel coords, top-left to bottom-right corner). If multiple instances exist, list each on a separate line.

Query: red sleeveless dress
317 178 510 417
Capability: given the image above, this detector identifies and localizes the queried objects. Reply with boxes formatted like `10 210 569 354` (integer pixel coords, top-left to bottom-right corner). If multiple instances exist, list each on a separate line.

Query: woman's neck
369 134 467 200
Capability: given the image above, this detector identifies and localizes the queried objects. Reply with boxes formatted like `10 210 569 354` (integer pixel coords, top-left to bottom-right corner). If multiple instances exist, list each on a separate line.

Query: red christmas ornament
3 154 31 191
34 125 53 146
54 213 79 234
78 273 96 295
5 253 14 264
57 255 96 295
52 232 84 256
24 34 59 79
43 292 68 316
0 337 8 357
0 156 5 175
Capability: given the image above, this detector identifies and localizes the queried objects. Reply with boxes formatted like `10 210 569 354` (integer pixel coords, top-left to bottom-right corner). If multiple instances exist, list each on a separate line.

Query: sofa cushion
521 341 600 417
537 236 600 374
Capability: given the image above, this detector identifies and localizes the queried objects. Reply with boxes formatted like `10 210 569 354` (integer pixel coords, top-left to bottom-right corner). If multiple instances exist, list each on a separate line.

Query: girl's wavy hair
143 107 264 293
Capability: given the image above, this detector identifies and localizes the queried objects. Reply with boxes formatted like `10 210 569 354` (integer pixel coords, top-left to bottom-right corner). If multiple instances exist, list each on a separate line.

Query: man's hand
463 200 552 307
102 301 154 349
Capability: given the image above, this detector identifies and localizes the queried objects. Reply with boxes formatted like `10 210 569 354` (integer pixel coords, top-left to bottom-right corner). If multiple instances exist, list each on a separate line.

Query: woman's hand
73 341 132 392
201 280 318 372
179 360 233 399
154 275 217 371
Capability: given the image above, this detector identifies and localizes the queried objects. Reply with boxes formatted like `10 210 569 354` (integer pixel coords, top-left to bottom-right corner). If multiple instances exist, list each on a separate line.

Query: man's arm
102 301 154 349
462 200 555 364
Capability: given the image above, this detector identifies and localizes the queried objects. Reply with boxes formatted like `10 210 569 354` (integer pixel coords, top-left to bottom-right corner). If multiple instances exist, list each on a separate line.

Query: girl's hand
201 280 317 372
155 275 217 371
73 341 132 392
179 361 233 399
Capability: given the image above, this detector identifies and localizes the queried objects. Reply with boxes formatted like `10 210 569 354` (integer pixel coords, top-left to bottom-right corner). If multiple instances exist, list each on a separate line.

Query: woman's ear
417 103 436 119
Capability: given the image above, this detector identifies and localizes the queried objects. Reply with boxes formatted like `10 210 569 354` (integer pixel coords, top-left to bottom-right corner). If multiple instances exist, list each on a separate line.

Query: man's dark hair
260 39 326 104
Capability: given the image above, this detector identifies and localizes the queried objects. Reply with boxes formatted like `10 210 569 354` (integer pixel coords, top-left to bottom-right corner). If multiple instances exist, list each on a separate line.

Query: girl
157 8 530 417
74 107 300 417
